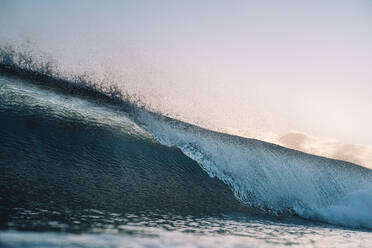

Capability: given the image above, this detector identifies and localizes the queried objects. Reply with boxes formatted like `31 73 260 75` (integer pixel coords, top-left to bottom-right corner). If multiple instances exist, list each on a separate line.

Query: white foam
307 188 372 229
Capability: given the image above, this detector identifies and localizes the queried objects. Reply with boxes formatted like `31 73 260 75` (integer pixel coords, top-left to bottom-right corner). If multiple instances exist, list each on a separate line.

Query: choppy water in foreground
0 61 371 247
1 209 371 248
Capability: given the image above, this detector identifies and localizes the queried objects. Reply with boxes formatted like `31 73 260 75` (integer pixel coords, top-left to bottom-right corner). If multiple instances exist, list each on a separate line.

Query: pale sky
1 0 372 167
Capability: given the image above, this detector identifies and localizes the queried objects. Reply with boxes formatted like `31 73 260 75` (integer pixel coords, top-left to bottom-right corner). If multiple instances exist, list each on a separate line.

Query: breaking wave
1 48 372 229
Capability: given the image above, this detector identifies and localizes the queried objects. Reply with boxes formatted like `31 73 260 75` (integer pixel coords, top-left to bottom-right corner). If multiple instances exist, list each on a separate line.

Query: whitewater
0 50 372 247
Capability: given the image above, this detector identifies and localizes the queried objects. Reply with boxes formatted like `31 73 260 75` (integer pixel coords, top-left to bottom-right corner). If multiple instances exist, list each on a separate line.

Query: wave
1 48 372 229
0 75 248 215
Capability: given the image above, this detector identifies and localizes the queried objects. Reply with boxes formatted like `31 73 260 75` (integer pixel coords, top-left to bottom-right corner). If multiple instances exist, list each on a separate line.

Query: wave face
0 75 248 215
1 58 372 229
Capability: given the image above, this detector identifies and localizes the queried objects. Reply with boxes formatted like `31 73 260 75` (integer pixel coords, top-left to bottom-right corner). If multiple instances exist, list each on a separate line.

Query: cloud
276 131 372 169
278 132 308 150
332 144 364 165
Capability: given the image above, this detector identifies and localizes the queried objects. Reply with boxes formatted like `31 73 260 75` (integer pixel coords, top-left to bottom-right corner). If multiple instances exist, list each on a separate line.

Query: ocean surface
0 53 372 247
